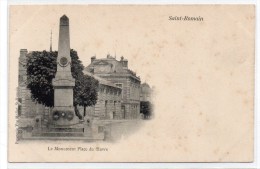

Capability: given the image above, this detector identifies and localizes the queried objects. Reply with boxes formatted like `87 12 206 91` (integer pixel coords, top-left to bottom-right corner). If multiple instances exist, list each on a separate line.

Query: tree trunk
74 106 83 120
83 106 86 117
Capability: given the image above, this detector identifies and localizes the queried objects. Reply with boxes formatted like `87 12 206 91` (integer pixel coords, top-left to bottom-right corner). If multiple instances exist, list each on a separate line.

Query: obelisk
52 15 77 126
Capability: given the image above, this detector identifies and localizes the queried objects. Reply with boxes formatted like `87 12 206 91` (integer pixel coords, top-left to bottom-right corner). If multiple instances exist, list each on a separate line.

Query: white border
0 0 8 169
5 0 258 5
1 0 259 168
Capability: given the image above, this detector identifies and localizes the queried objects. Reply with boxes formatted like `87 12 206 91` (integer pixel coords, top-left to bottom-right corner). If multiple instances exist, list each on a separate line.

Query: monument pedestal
52 75 77 126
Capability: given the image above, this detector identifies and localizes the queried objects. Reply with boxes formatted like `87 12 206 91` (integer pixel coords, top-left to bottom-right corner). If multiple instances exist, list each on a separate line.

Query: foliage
26 50 57 107
140 101 153 119
74 74 99 116
70 50 84 80
74 75 99 108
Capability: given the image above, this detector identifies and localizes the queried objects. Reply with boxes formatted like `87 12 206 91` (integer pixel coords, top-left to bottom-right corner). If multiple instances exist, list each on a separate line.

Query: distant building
140 83 153 119
140 82 152 102
85 54 141 119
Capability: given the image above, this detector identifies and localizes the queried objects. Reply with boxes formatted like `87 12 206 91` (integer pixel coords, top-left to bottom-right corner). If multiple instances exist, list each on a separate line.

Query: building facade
17 49 47 118
17 49 51 131
82 71 122 120
85 54 141 119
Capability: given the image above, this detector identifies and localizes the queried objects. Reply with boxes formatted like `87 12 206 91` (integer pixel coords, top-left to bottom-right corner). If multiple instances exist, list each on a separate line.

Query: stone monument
52 15 77 126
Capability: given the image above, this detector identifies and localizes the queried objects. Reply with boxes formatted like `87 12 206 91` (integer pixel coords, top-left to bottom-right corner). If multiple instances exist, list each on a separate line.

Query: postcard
8 5 255 162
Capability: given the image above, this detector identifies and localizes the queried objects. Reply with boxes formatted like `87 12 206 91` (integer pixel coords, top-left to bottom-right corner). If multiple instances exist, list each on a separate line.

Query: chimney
19 49 28 83
120 56 128 68
91 56 96 63
20 49 28 59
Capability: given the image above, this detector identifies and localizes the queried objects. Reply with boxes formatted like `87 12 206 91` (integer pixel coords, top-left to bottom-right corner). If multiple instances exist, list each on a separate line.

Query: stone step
23 135 104 141
32 132 84 137
46 128 84 133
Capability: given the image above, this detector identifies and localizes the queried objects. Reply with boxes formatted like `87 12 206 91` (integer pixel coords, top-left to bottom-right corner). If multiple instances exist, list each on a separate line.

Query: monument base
51 106 79 126
26 120 105 141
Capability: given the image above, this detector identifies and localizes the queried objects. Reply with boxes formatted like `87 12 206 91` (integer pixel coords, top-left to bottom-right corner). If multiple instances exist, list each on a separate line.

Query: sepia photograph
8 5 255 162
16 14 153 142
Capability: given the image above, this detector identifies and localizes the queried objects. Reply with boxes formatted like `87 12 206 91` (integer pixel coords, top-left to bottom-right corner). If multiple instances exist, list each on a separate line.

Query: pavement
94 119 144 142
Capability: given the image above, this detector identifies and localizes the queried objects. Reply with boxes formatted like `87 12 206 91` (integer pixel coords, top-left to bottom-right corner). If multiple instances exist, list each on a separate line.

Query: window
115 83 123 98
17 98 22 116
18 105 22 116
18 75 22 82
98 126 104 133
115 83 123 89
105 100 108 118
113 112 116 119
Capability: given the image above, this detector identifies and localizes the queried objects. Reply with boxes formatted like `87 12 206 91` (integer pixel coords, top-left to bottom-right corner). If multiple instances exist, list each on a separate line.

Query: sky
10 5 254 91
9 5 173 86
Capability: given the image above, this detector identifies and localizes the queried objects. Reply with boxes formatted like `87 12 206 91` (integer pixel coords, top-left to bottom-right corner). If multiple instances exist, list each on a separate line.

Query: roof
89 58 127 73
141 82 152 93
83 70 121 89
85 56 140 80
141 82 150 88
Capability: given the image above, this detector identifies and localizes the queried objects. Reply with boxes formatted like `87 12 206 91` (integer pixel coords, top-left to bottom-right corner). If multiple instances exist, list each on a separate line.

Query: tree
140 101 152 119
26 50 57 107
74 74 99 117
26 49 98 119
